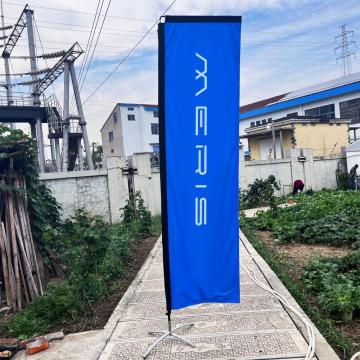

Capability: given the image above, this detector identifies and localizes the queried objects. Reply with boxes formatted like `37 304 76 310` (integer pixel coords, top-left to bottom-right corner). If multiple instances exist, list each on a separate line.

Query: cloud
2 0 360 145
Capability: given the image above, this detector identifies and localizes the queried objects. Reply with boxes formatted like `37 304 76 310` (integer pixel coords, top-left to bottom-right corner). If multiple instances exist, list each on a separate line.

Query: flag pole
143 18 195 359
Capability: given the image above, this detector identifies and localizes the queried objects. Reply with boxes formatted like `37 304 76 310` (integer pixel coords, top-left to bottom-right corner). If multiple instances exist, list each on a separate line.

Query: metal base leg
143 323 195 359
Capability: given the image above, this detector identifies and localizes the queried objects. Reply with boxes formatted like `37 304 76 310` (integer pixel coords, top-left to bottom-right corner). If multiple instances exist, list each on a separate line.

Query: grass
242 219 355 360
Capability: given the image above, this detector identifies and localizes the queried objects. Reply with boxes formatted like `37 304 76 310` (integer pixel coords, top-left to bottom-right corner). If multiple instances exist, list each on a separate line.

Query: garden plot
244 190 360 357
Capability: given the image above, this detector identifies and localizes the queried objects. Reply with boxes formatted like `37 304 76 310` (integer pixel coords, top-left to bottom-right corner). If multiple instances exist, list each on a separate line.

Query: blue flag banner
159 16 241 311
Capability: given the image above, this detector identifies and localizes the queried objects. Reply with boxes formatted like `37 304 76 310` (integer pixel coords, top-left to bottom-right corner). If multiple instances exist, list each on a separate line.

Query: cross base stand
143 323 195 359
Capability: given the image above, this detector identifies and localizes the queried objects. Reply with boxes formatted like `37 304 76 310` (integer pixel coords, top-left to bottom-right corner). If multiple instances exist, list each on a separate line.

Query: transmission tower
334 24 356 76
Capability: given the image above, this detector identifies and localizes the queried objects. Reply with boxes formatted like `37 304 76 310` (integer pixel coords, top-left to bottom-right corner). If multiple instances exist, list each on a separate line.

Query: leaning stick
0 227 11 306
1 222 16 310
6 193 22 310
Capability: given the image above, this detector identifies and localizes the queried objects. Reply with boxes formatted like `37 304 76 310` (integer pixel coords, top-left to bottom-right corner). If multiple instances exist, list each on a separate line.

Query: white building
101 103 159 159
240 72 360 155
101 73 360 159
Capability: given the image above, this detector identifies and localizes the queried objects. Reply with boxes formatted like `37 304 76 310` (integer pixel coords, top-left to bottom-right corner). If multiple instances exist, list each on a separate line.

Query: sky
1 0 360 146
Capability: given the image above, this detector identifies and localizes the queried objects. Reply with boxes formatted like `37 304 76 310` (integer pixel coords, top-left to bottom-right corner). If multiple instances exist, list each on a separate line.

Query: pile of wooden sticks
0 144 44 312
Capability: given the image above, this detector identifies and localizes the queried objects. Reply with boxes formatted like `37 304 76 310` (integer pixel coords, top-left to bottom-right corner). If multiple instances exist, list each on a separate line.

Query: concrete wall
41 150 345 223
294 123 348 157
40 155 161 223
40 157 129 223
240 148 345 194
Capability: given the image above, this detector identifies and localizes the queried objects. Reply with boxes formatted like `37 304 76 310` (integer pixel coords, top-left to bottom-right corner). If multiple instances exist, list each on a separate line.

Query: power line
77 0 104 85
79 0 113 92
81 0 180 105
3 2 154 22
70 0 105 113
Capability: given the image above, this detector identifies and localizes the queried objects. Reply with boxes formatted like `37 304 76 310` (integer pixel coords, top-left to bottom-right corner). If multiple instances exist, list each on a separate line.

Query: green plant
0 125 61 243
241 219 355 358
121 192 152 238
252 190 360 246
240 175 280 210
317 283 357 317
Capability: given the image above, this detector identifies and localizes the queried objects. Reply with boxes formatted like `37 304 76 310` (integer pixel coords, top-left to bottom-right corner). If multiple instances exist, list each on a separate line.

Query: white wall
120 105 159 157
346 150 360 174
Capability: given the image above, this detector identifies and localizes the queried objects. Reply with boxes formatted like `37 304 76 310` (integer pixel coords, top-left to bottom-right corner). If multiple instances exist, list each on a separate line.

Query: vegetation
241 219 355 359
0 125 61 243
303 251 360 320
240 175 280 210
91 142 103 169
250 189 360 246
2 194 160 339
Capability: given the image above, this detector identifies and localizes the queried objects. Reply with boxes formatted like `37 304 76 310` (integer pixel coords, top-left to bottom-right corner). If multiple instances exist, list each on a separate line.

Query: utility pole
1 0 14 129
335 24 356 77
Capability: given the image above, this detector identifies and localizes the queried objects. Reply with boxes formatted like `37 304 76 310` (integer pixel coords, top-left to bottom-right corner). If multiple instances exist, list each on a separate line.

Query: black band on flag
158 21 172 314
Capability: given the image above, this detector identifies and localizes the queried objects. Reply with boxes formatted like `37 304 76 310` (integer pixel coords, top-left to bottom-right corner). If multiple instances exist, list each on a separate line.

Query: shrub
240 175 280 210
121 191 152 238
5 195 157 338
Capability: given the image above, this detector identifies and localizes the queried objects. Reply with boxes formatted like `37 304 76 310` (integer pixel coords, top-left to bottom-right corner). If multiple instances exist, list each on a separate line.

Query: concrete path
15 233 339 360
243 203 293 218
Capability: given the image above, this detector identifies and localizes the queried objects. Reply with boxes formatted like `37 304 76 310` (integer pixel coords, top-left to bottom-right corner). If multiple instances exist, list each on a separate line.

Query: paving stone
108 332 302 360
113 311 295 339
123 296 282 320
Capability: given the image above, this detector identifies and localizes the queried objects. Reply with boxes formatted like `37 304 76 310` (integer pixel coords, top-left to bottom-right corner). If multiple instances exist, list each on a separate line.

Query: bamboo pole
6 192 22 310
1 221 16 310
14 219 38 299
0 226 11 306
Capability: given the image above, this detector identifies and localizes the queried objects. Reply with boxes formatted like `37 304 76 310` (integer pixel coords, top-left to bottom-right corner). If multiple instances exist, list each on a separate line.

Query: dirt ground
256 230 360 350
53 235 159 334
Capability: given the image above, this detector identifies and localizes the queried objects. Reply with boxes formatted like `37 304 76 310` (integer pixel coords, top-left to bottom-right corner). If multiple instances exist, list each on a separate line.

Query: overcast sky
1 0 360 144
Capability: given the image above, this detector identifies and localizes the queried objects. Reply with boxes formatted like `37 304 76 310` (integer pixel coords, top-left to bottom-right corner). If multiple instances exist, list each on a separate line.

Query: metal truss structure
0 5 94 173
33 42 83 96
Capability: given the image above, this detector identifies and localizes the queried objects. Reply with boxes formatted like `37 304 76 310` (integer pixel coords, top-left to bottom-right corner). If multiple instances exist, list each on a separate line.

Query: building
241 115 350 160
240 72 360 153
101 73 360 160
101 103 159 158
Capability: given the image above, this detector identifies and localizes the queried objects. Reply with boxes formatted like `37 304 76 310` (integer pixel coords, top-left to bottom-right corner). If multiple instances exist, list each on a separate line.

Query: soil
52 235 159 335
256 230 360 350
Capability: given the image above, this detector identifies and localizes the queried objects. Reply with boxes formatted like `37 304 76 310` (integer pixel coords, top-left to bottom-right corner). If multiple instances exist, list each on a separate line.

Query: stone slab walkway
14 233 339 360
98 233 339 360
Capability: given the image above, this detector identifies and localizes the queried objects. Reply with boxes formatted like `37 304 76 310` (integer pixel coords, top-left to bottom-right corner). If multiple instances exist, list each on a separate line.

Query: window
256 120 261 126
128 114 135 121
111 149 114 153
287 112 298 118
128 107 134 111
153 111 159 118
113 112 117 123
108 131 114 142
250 122 255 128
340 98 360 124
261 119 267 124
151 123 159 135
305 104 335 119
152 144 160 152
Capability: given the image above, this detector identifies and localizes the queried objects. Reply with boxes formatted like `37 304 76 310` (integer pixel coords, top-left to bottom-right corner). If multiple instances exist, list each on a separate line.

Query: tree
91 142 103 169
